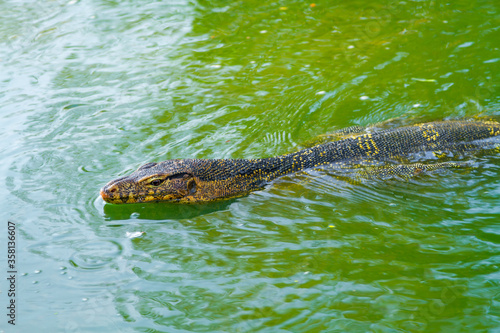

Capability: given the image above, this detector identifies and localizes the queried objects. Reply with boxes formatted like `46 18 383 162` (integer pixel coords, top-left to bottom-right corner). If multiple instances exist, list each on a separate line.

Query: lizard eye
150 179 164 186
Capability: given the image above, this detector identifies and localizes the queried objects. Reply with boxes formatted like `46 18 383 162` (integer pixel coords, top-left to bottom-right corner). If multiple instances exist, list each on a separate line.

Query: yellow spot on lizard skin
421 123 439 141
489 126 500 136
357 134 379 157
433 151 447 159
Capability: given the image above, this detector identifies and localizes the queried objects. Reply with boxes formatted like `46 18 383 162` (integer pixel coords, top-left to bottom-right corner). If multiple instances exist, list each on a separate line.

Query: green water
1 0 499 332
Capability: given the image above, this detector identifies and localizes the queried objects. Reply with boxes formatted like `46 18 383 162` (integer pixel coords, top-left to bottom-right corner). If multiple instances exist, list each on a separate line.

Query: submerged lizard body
100 120 500 204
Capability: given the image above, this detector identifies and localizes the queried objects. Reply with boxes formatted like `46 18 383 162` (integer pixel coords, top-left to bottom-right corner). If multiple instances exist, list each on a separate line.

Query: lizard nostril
100 188 109 200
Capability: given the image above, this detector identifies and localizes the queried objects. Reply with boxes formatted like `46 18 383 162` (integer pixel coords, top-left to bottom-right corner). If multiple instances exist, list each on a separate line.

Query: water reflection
103 198 236 221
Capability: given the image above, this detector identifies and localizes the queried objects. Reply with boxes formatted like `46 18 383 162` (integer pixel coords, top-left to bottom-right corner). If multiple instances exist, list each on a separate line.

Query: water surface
1 0 499 332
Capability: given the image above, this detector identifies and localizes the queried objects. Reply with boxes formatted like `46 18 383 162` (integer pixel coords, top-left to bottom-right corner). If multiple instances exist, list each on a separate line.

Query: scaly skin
100 120 500 204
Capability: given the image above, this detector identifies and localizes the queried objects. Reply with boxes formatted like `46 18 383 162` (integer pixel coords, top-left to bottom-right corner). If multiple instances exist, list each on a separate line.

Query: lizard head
100 160 199 204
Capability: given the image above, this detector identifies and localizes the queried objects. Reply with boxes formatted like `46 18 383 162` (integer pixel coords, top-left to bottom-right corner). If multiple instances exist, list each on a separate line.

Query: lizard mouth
100 188 127 203
100 188 111 201
100 186 135 204
100 187 185 204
